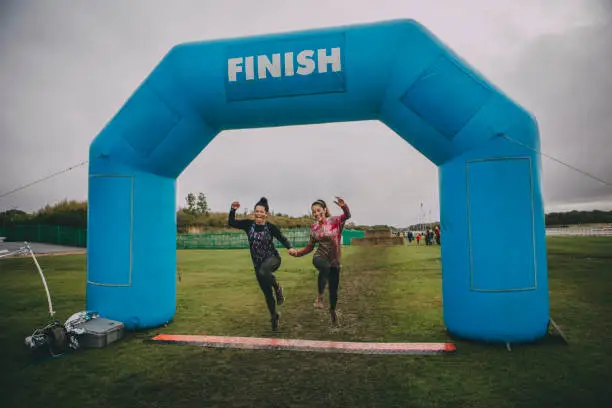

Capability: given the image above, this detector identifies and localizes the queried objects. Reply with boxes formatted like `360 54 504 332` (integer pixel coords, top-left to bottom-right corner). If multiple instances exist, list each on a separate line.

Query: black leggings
313 256 340 311
255 256 281 317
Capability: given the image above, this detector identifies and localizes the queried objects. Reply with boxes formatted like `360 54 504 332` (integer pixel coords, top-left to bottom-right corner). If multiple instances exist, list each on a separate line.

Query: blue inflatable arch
87 19 549 343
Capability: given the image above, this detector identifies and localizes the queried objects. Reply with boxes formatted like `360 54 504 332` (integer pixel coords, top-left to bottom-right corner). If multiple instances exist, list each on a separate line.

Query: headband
313 200 327 208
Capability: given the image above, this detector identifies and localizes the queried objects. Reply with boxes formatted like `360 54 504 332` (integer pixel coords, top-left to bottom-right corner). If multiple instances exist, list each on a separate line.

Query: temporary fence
545 226 612 237
176 228 366 249
0 224 87 247
0 224 366 249
177 228 311 249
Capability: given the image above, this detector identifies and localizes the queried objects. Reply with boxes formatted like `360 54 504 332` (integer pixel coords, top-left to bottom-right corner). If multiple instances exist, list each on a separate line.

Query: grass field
1 237 611 407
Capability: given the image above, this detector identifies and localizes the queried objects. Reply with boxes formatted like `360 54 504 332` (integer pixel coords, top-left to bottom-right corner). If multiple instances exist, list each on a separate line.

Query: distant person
228 197 296 331
416 233 421 245
290 197 351 326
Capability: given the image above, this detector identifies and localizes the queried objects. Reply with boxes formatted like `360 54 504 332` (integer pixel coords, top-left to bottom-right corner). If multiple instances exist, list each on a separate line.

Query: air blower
1 242 124 357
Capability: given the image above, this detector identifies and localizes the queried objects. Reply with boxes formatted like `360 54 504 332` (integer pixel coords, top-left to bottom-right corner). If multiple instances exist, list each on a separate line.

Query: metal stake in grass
548 318 569 344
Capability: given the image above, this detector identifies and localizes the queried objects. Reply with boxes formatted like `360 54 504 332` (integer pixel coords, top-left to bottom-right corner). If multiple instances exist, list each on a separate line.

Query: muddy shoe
271 313 280 331
330 309 338 326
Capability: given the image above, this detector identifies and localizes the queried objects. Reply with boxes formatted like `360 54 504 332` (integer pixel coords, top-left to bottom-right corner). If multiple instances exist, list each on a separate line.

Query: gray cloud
1 0 610 227
501 16 612 211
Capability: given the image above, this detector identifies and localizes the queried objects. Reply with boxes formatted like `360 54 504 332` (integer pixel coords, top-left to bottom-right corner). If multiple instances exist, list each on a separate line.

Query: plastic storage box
77 317 125 348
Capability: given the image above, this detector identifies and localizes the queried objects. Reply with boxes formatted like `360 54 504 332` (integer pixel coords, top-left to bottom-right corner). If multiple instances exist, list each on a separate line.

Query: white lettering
296 50 315 76
227 48 342 81
318 47 341 73
284 52 294 76
245 56 255 80
227 57 243 82
257 54 282 79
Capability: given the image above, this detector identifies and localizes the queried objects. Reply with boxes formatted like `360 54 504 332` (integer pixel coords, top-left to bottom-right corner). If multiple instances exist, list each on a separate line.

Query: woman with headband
228 197 297 331
291 196 351 325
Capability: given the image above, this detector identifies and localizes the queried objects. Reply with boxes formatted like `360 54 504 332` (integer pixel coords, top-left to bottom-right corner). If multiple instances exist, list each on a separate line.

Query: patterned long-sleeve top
228 208 293 270
295 204 351 267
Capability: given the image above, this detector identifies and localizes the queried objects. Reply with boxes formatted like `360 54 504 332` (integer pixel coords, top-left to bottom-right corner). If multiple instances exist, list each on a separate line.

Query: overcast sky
1 0 611 227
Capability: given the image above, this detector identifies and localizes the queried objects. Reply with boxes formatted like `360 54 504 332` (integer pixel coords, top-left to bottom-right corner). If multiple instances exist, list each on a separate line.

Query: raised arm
268 223 294 250
227 202 251 231
339 202 351 223
333 197 351 226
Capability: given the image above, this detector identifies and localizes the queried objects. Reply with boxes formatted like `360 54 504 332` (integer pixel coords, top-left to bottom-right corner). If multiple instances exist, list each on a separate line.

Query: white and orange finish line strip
150 334 456 355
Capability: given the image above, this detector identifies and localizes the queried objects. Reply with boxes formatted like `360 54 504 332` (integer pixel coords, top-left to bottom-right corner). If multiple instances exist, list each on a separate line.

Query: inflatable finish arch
87 19 549 343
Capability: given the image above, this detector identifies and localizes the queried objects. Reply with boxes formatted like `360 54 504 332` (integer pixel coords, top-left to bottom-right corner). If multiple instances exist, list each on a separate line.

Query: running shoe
271 312 280 331
330 309 338 325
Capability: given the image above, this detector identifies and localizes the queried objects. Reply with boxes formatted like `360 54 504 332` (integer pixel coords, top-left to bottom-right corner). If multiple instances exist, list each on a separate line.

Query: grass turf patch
0 237 611 407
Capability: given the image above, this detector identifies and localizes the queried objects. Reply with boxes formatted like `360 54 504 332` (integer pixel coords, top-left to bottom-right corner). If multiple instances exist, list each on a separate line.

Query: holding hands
231 201 240 210
288 248 297 257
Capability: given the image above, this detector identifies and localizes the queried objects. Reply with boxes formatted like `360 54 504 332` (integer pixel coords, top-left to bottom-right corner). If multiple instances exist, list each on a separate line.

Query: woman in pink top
291 196 351 325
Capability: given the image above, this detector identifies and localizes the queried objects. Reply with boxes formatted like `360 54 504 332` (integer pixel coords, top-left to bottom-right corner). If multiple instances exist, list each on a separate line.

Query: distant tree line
0 200 86 229
1 196 611 231
0 194 317 232
406 222 440 231
545 210 612 226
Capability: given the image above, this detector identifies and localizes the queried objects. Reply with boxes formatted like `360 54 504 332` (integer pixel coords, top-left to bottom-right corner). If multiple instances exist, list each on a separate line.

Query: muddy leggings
255 256 281 317
313 255 340 311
